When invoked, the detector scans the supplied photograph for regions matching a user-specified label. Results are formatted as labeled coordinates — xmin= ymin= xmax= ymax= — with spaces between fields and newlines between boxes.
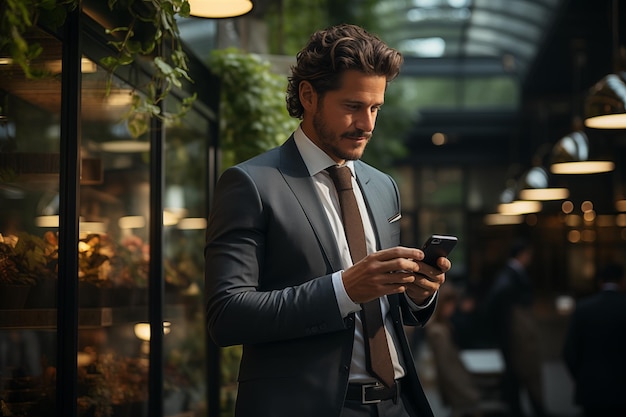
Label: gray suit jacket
xmin=205 ymin=136 xmax=435 ymax=417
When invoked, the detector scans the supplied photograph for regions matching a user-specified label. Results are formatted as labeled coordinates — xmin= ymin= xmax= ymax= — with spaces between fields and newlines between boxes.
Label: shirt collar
xmin=293 ymin=125 xmax=356 ymax=177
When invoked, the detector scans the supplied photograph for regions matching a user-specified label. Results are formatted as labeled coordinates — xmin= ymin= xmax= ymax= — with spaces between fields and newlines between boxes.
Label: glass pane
xmin=0 ymin=26 xmax=60 ymax=417
xmin=78 ymin=56 xmax=150 ymax=416
xmin=391 ymin=76 xmax=517 ymax=112
xmin=162 ymin=98 xmax=211 ymax=416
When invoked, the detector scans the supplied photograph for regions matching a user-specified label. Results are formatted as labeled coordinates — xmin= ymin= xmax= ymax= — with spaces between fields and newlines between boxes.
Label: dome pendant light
xmin=188 ymin=0 xmax=253 ymax=19
xmin=550 ymin=129 xmax=614 ymax=175
xmin=584 ymin=0 xmax=626 ymax=129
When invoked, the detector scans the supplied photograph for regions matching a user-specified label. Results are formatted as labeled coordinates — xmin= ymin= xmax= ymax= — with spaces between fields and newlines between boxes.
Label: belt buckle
xmin=361 ymin=382 xmax=382 ymax=404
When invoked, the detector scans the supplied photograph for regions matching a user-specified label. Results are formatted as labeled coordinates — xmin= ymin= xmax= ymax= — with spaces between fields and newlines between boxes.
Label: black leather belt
xmin=345 ymin=380 xmax=400 ymax=404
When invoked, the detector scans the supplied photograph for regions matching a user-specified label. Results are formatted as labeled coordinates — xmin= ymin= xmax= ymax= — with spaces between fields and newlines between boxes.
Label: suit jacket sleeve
xmin=205 ymin=161 xmax=348 ymax=347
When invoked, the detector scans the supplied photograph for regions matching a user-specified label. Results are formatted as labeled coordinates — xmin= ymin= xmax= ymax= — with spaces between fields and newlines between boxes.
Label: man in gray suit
xmin=205 ymin=24 xmax=451 ymax=417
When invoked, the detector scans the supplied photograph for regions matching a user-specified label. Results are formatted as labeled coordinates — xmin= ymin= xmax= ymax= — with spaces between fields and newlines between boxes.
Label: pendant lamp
xmin=584 ymin=0 xmax=626 ymax=129
xmin=584 ymin=71 xmax=626 ymax=129
xmin=550 ymin=129 xmax=614 ymax=174
xmin=188 ymin=0 xmax=253 ymax=19
xmin=518 ymin=166 xmax=570 ymax=201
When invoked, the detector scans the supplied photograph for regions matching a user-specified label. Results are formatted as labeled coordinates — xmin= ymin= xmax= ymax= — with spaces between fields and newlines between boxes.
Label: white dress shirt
xmin=293 ymin=126 xmax=410 ymax=383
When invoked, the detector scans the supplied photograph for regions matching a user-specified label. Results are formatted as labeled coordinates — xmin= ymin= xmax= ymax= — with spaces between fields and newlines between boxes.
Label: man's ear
xmin=299 ymin=81 xmax=316 ymax=111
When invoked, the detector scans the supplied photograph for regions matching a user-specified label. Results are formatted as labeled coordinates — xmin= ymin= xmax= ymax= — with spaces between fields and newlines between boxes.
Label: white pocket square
xmin=388 ymin=213 xmax=402 ymax=223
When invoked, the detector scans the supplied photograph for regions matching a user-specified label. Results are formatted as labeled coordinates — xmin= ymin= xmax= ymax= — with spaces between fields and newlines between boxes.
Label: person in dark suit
xmin=486 ymin=239 xmax=547 ymax=417
xmin=205 ymin=24 xmax=451 ymax=417
xmin=562 ymin=262 xmax=626 ymax=417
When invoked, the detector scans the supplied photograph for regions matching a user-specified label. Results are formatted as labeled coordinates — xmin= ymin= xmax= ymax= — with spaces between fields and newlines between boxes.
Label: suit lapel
xmin=278 ymin=137 xmax=344 ymax=271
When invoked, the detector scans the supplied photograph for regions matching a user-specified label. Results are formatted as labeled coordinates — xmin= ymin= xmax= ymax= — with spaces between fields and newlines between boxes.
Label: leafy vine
xmin=101 ymin=0 xmax=197 ymax=137
xmin=0 ymin=0 xmax=197 ymax=138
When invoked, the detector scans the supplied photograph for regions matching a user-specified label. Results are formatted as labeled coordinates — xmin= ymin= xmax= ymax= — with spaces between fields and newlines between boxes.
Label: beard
xmin=312 ymin=109 xmax=371 ymax=162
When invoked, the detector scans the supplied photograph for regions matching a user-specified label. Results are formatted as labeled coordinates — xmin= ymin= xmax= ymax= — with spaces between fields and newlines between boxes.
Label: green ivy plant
xmin=0 ymin=0 xmax=196 ymax=138
xmin=101 ymin=0 xmax=197 ymax=137
xmin=1 ymin=0 xmax=77 ymax=78
xmin=208 ymin=48 xmax=299 ymax=169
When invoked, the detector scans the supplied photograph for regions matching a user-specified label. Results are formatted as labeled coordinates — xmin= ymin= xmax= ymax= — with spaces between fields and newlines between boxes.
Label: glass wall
xmin=0 ymin=26 xmax=62 ymax=417
xmin=0 ymin=6 xmax=216 ymax=416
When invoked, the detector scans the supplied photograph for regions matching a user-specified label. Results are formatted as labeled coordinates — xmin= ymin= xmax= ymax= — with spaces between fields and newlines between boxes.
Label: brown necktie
xmin=326 ymin=165 xmax=395 ymax=388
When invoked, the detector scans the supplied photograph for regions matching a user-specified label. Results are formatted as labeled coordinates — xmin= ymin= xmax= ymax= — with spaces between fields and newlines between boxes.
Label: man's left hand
xmin=405 ymin=256 xmax=450 ymax=305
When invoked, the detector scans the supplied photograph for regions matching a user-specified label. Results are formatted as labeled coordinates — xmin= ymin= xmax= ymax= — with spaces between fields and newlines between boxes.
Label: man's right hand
xmin=342 ymin=246 xmax=422 ymax=304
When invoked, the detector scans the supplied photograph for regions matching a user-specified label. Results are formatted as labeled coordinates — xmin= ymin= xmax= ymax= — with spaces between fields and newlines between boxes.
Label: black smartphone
xmin=421 ymin=234 xmax=458 ymax=267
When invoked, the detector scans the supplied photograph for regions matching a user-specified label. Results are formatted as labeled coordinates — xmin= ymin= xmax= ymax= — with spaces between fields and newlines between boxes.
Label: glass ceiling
xmin=179 ymin=0 xmax=566 ymax=82
xmin=373 ymin=0 xmax=566 ymax=79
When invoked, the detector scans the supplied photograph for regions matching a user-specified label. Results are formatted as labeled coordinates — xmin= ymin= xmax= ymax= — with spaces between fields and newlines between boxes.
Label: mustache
xmin=342 ymin=130 xmax=372 ymax=139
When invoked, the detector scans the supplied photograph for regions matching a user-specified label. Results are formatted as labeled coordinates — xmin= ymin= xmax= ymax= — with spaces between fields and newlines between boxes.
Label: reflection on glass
xmin=0 ymin=26 xmax=60 ymax=417
xmin=162 ymin=97 xmax=210 ymax=416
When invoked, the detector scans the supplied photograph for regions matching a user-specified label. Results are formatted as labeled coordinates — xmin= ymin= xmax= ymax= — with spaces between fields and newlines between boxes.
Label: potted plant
xmin=0 ymin=232 xmax=50 ymax=309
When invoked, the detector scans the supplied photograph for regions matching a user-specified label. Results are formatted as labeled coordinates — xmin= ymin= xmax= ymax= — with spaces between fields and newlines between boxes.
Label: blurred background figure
xmin=562 ymin=262 xmax=626 ymax=417
xmin=426 ymin=283 xmax=511 ymax=417
xmin=485 ymin=239 xmax=548 ymax=417
xmin=425 ymin=283 xmax=482 ymax=417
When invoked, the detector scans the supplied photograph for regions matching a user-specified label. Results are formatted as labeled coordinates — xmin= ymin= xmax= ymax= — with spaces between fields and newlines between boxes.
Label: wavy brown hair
xmin=286 ymin=24 xmax=403 ymax=119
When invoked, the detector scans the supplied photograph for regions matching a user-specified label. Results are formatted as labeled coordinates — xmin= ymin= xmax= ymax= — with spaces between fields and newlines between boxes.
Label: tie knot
xmin=326 ymin=165 xmax=353 ymax=191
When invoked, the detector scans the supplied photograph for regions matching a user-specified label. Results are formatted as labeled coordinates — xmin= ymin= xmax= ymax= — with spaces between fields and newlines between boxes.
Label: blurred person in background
xmin=425 ymin=284 xmax=482 ymax=417
xmin=485 ymin=239 xmax=547 ymax=417
xmin=562 ymin=262 xmax=626 ymax=417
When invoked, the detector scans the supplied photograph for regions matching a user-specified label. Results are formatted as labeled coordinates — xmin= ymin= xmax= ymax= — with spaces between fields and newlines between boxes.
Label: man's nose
xmin=355 ymin=110 xmax=375 ymax=132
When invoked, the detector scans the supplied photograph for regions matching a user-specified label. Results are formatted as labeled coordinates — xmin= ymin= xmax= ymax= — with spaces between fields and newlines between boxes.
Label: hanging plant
xmin=0 ymin=0 xmax=197 ymax=138
xmin=101 ymin=0 xmax=197 ymax=137
xmin=1 ymin=0 xmax=78 ymax=78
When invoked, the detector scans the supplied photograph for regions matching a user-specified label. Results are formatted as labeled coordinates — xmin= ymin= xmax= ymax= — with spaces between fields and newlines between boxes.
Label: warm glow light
xmin=484 ymin=214 xmax=524 ymax=225
xmin=562 ymin=200 xmax=574 ymax=214
xmin=134 ymin=322 xmax=172 ymax=341
xmin=581 ymin=201 xmax=594 ymax=212
xmin=100 ymin=141 xmax=150 ymax=153
xmin=566 ymin=214 xmax=581 ymax=227
xmin=497 ymin=200 xmax=542 ymax=215
xmin=79 ymin=221 xmax=107 ymax=235
xmin=188 ymin=0 xmax=253 ymax=18
xmin=519 ymin=188 xmax=569 ymax=201
xmin=550 ymin=160 xmax=614 ymax=174
xmin=583 ymin=210 xmax=596 ymax=222
xmin=616 ymin=200 xmax=626 ymax=212
xmin=568 ymin=230 xmax=581 ymax=243
xmin=107 ymin=92 xmax=133 ymax=106
xmin=163 ymin=210 xmax=184 ymax=226
xmin=35 ymin=215 xmax=59 ymax=228
xmin=177 ymin=217 xmax=207 ymax=230
xmin=44 ymin=57 xmax=97 ymax=73
xmin=585 ymin=114 xmax=626 ymax=129
xmin=118 ymin=216 xmax=146 ymax=229
xmin=431 ymin=132 xmax=447 ymax=145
